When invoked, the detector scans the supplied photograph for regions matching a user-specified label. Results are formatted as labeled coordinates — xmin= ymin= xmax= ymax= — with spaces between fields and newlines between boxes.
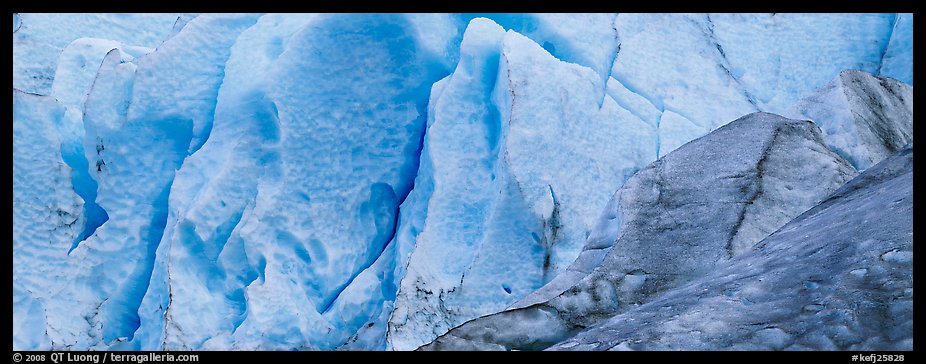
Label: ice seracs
xmin=11 ymin=13 xmax=914 ymax=351
xmin=29 ymin=14 xmax=260 ymax=350
xmin=421 ymin=112 xmax=858 ymax=351
xmin=130 ymin=13 xmax=459 ymax=350
xmin=387 ymin=18 xmax=656 ymax=351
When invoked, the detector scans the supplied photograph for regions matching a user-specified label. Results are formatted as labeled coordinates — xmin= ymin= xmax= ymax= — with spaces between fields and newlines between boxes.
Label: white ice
xmin=13 ymin=13 xmax=183 ymax=95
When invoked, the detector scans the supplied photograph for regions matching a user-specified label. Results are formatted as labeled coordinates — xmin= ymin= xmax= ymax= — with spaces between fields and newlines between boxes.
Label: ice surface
xmin=51 ymin=39 xmax=145 ymax=251
xmin=166 ymin=14 xmax=201 ymax=39
xmin=221 ymin=13 xmax=456 ymax=350
xmin=608 ymin=13 xmax=904 ymax=152
xmin=706 ymin=13 xmax=895 ymax=113
xmin=387 ymin=18 xmax=656 ymax=351
xmin=448 ymin=14 xmax=618 ymax=89
xmin=51 ymin=38 xmax=147 ymax=120
xmin=14 ymin=14 xmax=260 ymax=350
xmin=549 ymin=146 xmax=913 ymax=350
xmin=395 ymin=20 xmax=912 ymax=347
xmin=13 ymin=13 xmax=181 ymax=94
xmin=784 ymin=70 xmax=913 ymax=171
xmin=125 ymin=14 xmax=262 ymax=154
xmin=127 ymin=13 xmax=459 ymax=350
xmin=657 ymin=110 xmax=708 ymax=157
xmin=131 ymin=13 xmax=311 ymax=351
xmin=500 ymin=31 xmax=657 ymax=274
xmin=611 ymin=14 xmax=759 ymax=131
xmin=879 ymin=14 xmax=913 ymax=85
xmin=386 ymin=19 xmax=519 ymax=351
xmin=421 ymin=112 xmax=857 ymax=351
xmin=12 ymin=90 xmax=83 ymax=350
xmin=11 ymin=12 xmax=913 ymax=351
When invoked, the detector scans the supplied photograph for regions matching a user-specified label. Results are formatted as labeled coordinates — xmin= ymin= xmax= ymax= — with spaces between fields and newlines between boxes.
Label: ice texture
xmin=11 ymin=13 xmax=913 ymax=351
xmin=13 ymin=13 xmax=184 ymax=94
xmin=394 ymin=17 xmax=912 ymax=349
xmin=50 ymin=39 xmax=143 ymax=252
xmin=420 ymin=112 xmax=858 ymax=351
xmin=879 ymin=14 xmax=913 ymax=85
xmin=549 ymin=146 xmax=913 ymax=351
xmin=13 ymin=90 xmax=83 ymax=350
xmin=15 ymin=14 xmax=260 ymax=350
xmin=784 ymin=70 xmax=913 ymax=170
xmin=609 ymin=13 xmax=904 ymax=155
xmin=387 ymin=18 xmax=656 ymax=351
xmin=458 ymin=14 xmax=619 ymax=90
xmin=130 ymin=13 xmax=457 ymax=350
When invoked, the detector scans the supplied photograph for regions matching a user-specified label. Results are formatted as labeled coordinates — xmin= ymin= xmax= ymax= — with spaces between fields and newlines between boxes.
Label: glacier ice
xmin=609 ymin=13 xmax=905 ymax=151
xmin=784 ymin=70 xmax=913 ymax=171
xmin=394 ymin=13 xmax=912 ymax=348
xmin=879 ymin=13 xmax=913 ymax=85
xmin=460 ymin=13 xmax=619 ymax=90
xmin=13 ymin=13 xmax=185 ymax=95
xmin=51 ymin=38 xmax=148 ymax=251
xmin=13 ymin=90 xmax=83 ymax=350
xmin=15 ymin=14 xmax=261 ymax=350
xmin=549 ymin=146 xmax=913 ymax=351
xmin=11 ymin=13 xmax=913 ymax=351
xmin=610 ymin=13 xmax=760 ymax=131
xmin=129 ymin=13 xmax=459 ymax=350
xmin=420 ymin=112 xmax=858 ymax=350
xmin=656 ymin=110 xmax=708 ymax=158
xmin=704 ymin=13 xmax=895 ymax=112
xmin=387 ymin=18 xmax=656 ymax=351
